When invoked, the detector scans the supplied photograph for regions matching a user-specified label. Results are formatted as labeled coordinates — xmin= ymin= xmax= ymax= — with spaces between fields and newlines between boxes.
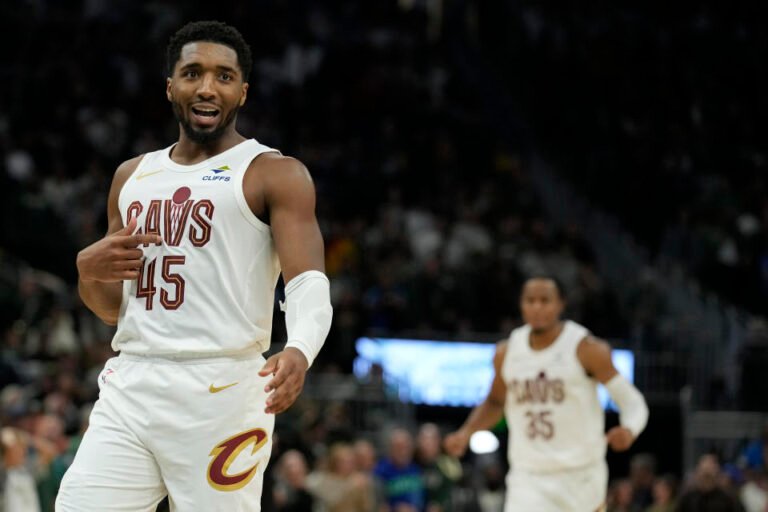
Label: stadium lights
xmin=469 ymin=430 xmax=500 ymax=455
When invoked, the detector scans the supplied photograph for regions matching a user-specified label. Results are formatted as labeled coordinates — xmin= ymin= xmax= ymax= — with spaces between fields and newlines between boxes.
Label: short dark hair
xmin=522 ymin=275 xmax=567 ymax=300
xmin=166 ymin=21 xmax=253 ymax=81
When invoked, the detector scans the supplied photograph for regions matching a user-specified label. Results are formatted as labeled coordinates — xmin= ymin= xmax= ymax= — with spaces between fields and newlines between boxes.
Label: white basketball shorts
xmin=504 ymin=460 xmax=608 ymax=512
xmin=56 ymin=351 xmax=275 ymax=512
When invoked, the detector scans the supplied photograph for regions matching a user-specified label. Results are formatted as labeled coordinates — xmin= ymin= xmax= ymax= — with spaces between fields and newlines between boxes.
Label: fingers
xmin=122 ymin=233 xmax=163 ymax=248
xmin=112 ymin=217 xmax=161 ymax=247
xmin=122 ymin=248 xmax=144 ymax=260
xmin=265 ymin=372 xmax=302 ymax=414
xmin=112 ymin=259 xmax=144 ymax=271
xmin=605 ymin=427 xmax=633 ymax=451
xmin=265 ymin=365 xmax=288 ymax=392
xmin=117 ymin=270 xmax=141 ymax=280
xmin=258 ymin=356 xmax=278 ymax=377
xmin=449 ymin=444 xmax=467 ymax=457
xmin=443 ymin=433 xmax=467 ymax=457
xmin=265 ymin=376 xmax=303 ymax=414
xmin=117 ymin=217 xmax=138 ymax=235
xmin=95 ymin=254 xmax=145 ymax=282
xmin=261 ymin=355 xmax=306 ymax=414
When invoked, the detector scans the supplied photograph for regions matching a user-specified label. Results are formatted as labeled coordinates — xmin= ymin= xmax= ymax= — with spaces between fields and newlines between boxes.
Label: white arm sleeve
xmin=604 ymin=373 xmax=649 ymax=438
xmin=282 ymin=270 xmax=333 ymax=368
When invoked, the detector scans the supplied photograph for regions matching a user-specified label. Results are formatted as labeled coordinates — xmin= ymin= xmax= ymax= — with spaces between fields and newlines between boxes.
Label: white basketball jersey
xmin=113 ymin=139 xmax=281 ymax=356
xmin=501 ymin=320 xmax=606 ymax=472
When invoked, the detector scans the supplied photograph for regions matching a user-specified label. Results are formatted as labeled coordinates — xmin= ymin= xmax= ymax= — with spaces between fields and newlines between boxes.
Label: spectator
xmin=677 ymin=454 xmax=745 ymax=512
xmin=607 ymin=478 xmax=636 ymax=512
xmin=307 ymin=442 xmax=374 ymax=512
xmin=739 ymin=469 xmax=767 ymax=512
xmin=354 ymin=438 xmax=379 ymax=474
xmin=740 ymin=425 xmax=768 ymax=472
xmin=645 ymin=474 xmax=677 ymax=512
xmin=1 ymin=427 xmax=41 ymax=512
xmin=273 ymin=450 xmax=314 ymax=512
xmin=414 ymin=423 xmax=462 ymax=512
xmin=475 ymin=461 xmax=504 ymax=512
xmin=374 ymin=427 xmax=425 ymax=512
xmin=629 ymin=453 xmax=657 ymax=510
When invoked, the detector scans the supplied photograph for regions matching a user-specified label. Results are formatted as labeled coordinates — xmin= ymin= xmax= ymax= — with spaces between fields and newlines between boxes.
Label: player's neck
xmin=171 ymin=130 xmax=246 ymax=165
xmin=528 ymin=321 xmax=564 ymax=350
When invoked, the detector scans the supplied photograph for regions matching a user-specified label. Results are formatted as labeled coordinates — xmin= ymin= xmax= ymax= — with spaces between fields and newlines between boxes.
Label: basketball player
xmin=56 ymin=21 xmax=332 ymax=511
xmin=444 ymin=277 xmax=648 ymax=512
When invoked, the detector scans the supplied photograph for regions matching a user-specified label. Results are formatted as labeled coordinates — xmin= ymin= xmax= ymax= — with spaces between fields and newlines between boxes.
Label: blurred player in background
xmin=444 ymin=276 xmax=648 ymax=512
xmin=56 ymin=20 xmax=332 ymax=511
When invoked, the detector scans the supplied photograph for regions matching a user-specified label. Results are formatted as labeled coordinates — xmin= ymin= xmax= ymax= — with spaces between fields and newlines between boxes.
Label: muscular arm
xmin=444 ymin=341 xmax=508 ymax=457
xmin=262 ymin=156 xmax=325 ymax=283
xmin=76 ymin=156 xmax=161 ymax=325
xmin=577 ymin=336 xmax=619 ymax=384
xmin=578 ymin=336 xmax=649 ymax=450
xmin=250 ymin=155 xmax=329 ymax=413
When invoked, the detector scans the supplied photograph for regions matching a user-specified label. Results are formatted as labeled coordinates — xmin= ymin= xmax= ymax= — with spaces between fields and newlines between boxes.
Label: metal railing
xmin=680 ymin=388 xmax=766 ymax=472
xmin=528 ymin=155 xmax=752 ymax=407
xmin=300 ymin=373 xmax=417 ymax=438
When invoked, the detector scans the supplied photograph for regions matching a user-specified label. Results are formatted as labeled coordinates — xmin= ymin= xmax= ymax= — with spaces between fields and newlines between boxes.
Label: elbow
xmin=486 ymin=397 xmax=505 ymax=410
xmin=85 ymin=304 xmax=119 ymax=326
xmin=93 ymin=308 xmax=119 ymax=326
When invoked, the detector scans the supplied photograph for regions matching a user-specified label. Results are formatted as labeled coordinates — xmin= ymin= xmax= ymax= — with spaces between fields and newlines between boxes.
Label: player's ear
xmin=240 ymin=82 xmax=248 ymax=106
xmin=166 ymin=78 xmax=173 ymax=102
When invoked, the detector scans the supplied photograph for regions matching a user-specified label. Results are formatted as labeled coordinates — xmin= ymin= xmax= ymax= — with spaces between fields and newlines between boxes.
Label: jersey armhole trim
xmin=117 ymin=153 xmax=150 ymax=223
xmin=233 ymin=149 xmax=281 ymax=233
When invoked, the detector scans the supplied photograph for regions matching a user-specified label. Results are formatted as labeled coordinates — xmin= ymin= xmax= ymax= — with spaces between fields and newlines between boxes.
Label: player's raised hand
xmin=77 ymin=217 xmax=162 ymax=283
xmin=443 ymin=429 xmax=471 ymax=458
xmin=259 ymin=347 xmax=309 ymax=414
xmin=605 ymin=426 xmax=635 ymax=452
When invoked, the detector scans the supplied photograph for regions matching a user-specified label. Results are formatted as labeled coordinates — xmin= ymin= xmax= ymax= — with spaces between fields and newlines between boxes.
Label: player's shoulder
xmin=576 ymin=334 xmax=612 ymax=363
xmin=250 ymin=152 xmax=309 ymax=176
xmin=579 ymin=334 xmax=611 ymax=350
xmin=108 ymin=154 xmax=148 ymax=195
xmin=493 ymin=339 xmax=509 ymax=366
xmin=251 ymin=153 xmax=314 ymax=196
xmin=114 ymin=154 xmax=146 ymax=179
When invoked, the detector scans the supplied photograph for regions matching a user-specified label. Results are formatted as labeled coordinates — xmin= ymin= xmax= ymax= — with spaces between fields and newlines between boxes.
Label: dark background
xmin=2 ymin=1 xmax=767 ymax=510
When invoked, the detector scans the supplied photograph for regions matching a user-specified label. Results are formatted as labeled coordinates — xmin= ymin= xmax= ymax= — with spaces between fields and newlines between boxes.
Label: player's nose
xmin=196 ymin=73 xmax=217 ymax=98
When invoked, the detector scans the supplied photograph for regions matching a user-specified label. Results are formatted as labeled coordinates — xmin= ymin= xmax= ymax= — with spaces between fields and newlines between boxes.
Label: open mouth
xmin=190 ymin=106 xmax=221 ymax=127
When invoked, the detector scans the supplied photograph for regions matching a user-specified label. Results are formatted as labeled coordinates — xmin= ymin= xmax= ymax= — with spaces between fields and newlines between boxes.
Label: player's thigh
xmin=566 ymin=461 xmax=608 ymax=511
xmin=505 ymin=463 xmax=608 ymax=512
xmin=56 ymin=396 xmax=165 ymax=512
xmin=152 ymin=357 xmax=275 ymax=512
xmin=504 ymin=469 xmax=560 ymax=512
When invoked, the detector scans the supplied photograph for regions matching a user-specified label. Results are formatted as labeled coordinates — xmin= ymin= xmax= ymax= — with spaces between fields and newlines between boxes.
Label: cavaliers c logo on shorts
xmin=207 ymin=428 xmax=268 ymax=491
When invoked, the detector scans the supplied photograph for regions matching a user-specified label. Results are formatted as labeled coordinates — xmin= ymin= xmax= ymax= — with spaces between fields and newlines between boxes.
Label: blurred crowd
xmin=1 ymin=0 xmax=767 ymax=510
xmin=5 ymin=408 xmax=768 ymax=512
xmin=472 ymin=1 xmax=768 ymax=317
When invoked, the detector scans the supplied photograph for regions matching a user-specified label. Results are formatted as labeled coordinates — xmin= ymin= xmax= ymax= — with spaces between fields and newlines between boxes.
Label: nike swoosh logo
xmin=209 ymin=382 xmax=239 ymax=393
xmin=135 ymin=169 xmax=164 ymax=180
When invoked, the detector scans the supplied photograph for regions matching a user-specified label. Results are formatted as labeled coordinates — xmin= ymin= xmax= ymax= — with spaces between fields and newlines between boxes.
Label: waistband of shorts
xmin=514 ymin=457 xmax=607 ymax=475
xmin=118 ymin=347 xmax=265 ymax=364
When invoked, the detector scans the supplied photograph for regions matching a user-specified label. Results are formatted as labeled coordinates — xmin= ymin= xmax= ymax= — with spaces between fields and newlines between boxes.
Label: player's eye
xmin=220 ymin=72 xmax=232 ymax=81
xmin=183 ymin=70 xmax=198 ymax=78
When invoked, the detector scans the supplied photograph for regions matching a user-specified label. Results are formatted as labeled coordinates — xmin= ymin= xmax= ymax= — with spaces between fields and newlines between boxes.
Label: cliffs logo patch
xmin=203 ymin=165 xmax=231 ymax=182
xmin=207 ymin=428 xmax=268 ymax=491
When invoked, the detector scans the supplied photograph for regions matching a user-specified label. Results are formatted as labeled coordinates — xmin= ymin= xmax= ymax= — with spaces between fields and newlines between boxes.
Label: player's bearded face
xmin=168 ymin=42 xmax=248 ymax=145
xmin=172 ymin=99 xmax=239 ymax=145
